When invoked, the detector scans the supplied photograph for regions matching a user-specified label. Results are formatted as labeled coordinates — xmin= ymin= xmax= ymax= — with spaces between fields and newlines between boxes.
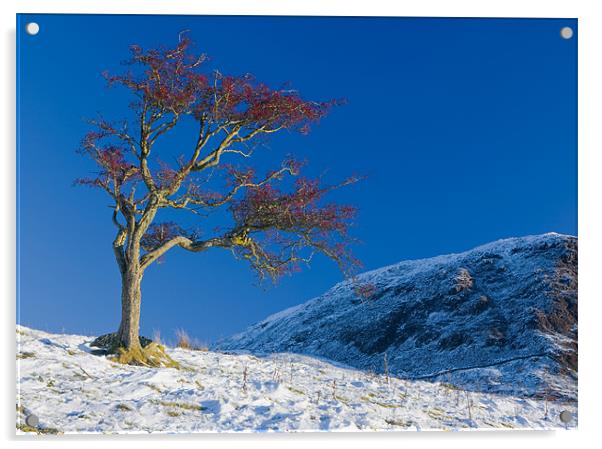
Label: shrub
xmin=175 ymin=328 xmax=208 ymax=352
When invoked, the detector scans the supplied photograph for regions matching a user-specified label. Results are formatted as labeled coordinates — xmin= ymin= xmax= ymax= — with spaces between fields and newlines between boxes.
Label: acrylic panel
xmin=16 ymin=14 xmax=577 ymax=434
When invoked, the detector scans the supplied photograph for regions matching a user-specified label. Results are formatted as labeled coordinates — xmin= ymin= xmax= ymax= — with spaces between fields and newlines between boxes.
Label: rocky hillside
xmin=217 ymin=233 xmax=578 ymax=401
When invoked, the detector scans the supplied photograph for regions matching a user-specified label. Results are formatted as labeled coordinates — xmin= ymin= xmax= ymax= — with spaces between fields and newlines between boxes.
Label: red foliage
xmin=103 ymin=35 xmax=339 ymax=133
xmin=355 ymin=282 xmax=377 ymax=300
xmin=224 ymin=164 xmax=256 ymax=187
xmin=231 ymin=177 xmax=356 ymax=234
xmin=141 ymin=222 xmax=188 ymax=251
xmin=155 ymin=159 xmax=179 ymax=190
xmin=228 ymin=173 xmax=360 ymax=278
xmin=77 ymin=36 xmax=360 ymax=283
xmin=75 ymin=130 xmax=140 ymax=189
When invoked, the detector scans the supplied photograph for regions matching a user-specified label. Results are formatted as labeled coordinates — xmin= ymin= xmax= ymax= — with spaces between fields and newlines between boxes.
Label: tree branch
xmin=140 ymin=234 xmax=232 ymax=269
xmin=161 ymin=164 xmax=296 ymax=211
xmin=192 ymin=125 xmax=242 ymax=172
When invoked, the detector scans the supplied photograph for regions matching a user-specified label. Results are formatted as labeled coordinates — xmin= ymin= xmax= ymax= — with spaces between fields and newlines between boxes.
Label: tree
xmin=76 ymin=35 xmax=360 ymax=364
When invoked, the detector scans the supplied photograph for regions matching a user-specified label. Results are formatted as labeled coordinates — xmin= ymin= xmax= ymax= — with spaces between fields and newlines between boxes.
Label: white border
xmin=2 ymin=1 xmax=600 ymax=448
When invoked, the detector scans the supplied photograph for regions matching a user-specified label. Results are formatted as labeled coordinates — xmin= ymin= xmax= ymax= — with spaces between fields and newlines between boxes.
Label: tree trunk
xmin=112 ymin=199 xmax=159 ymax=352
xmin=116 ymin=265 xmax=143 ymax=351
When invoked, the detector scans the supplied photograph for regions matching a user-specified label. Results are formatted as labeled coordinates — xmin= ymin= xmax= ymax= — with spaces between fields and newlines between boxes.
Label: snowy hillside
xmin=16 ymin=326 xmax=576 ymax=434
xmin=217 ymin=233 xmax=578 ymax=401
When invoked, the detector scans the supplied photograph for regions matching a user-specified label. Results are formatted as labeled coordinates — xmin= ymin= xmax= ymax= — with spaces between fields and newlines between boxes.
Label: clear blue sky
xmin=17 ymin=15 xmax=577 ymax=343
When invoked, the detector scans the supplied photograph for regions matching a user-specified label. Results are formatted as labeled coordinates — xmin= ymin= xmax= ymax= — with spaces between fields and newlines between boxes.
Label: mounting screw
xmin=25 ymin=22 xmax=40 ymax=36
xmin=25 ymin=414 xmax=39 ymax=427
xmin=559 ymin=410 xmax=573 ymax=425
xmin=560 ymin=27 xmax=573 ymax=40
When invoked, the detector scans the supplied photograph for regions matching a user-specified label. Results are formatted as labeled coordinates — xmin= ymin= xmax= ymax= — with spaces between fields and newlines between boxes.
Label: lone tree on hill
xmin=77 ymin=36 xmax=361 ymax=365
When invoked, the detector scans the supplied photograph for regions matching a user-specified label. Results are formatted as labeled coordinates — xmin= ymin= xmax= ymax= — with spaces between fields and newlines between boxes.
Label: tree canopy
xmin=76 ymin=35 xmax=361 ymax=282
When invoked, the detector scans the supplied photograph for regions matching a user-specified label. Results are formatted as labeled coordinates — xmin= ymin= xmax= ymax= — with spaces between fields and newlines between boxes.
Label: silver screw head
xmin=25 ymin=414 xmax=39 ymax=427
xmin=559 ymin=410 xmax=573 ymax=424
xmin=25 ymin=22 xmax=40 ymax=35
xmin=560 ymin=27 xmax=573 ymax=40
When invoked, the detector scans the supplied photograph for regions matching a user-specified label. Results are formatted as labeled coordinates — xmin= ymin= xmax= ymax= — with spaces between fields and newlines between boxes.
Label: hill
xmin=217 ymin=233 xmax=578 ymax=401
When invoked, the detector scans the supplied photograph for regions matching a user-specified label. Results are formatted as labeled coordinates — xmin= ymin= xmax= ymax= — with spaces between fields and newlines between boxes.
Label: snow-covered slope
xmin=16 ymin=326 xmax=576 ymax=434
xmin=217 ymin=233 xmax=578 ymax=401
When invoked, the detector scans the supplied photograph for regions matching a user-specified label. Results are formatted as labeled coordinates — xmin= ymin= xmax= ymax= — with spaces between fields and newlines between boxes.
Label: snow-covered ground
xmin=16 ymin=326 xmax=577 ymax=434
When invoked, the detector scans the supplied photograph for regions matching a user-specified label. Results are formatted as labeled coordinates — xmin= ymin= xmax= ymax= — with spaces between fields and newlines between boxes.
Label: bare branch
xmin=140 ymin=234 xmax=232 ymax=269
xmin=162 ymin=164 xmax=296 ymax=211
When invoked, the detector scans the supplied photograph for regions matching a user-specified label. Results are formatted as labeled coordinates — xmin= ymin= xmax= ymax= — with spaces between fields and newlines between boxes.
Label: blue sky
xmin=17 ymin=15 xmax=577 ymax=343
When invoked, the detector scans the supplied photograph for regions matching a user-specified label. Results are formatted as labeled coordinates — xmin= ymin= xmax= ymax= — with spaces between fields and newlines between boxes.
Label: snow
xmin=216 ymin=233 xmax=578 ymax=402
xmin=16 ymin=326 xmax=577 ymax=434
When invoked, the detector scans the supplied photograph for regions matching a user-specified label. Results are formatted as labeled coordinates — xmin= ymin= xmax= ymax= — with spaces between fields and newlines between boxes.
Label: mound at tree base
xmin=90 ymin=333 xmax=179 ymax=368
